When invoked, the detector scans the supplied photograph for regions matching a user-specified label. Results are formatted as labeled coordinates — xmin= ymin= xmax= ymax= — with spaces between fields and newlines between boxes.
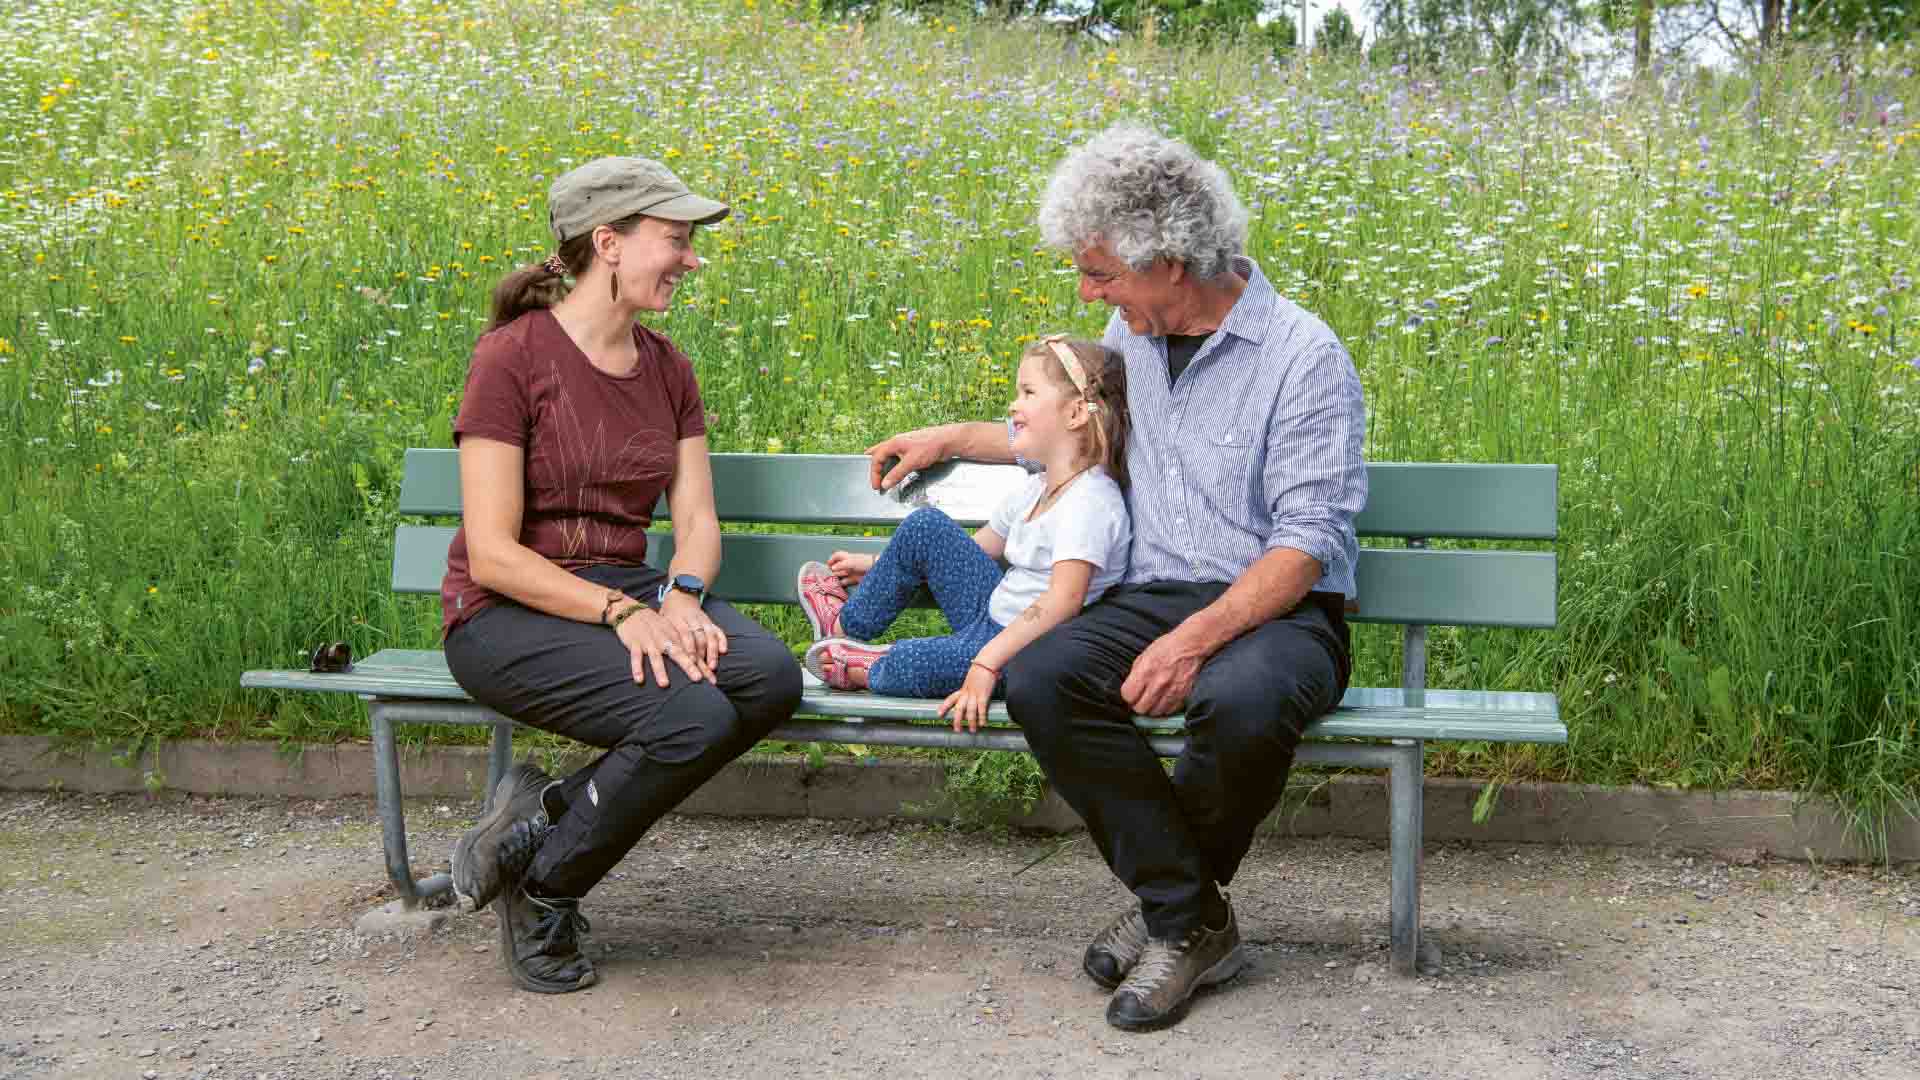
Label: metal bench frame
xmin=244 ymin=452 xmax=1564 ymax=976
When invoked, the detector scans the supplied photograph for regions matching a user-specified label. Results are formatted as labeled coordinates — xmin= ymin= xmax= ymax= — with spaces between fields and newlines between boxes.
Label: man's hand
xmin=865 ymin=427 xmax=949 ymax=492
xmin=1120 ymin=627 xmax=1214 ymax=717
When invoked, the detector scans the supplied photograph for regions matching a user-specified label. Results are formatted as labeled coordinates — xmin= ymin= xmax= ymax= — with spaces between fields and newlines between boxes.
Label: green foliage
xmin=1368 ymin=0 xmax=1587 ymax=78
xmin=1789 ymin=0 xmax=1919 ymax=44
xmin=1317 ymin=5 xmax=1364 ymax=54
xmin=937 ymin=750 xmax=1049 ymax=829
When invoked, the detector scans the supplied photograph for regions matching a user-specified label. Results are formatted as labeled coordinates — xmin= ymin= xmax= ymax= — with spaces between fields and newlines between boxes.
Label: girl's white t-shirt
xmin=985 ymin=466 xmax=1131 ymax=628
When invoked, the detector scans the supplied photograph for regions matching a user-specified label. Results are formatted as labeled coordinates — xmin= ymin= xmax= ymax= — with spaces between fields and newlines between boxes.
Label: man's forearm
xmin=941 ymin=421 xmax=1017 ymax=464
xmin=1181 ymin=548 xmax=1324 ymax=655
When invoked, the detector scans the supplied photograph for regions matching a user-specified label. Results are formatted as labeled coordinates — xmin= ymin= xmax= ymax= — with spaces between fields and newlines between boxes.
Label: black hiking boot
xmin=494 ymin=885 xmax=596 ymax=994
xmin=451 ymin=763 xmax=557 ymax=913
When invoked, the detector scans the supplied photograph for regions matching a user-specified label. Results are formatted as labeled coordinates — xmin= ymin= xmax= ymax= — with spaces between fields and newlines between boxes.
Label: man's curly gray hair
xmin=1038 ymin=124 xmax=1248 ymax=281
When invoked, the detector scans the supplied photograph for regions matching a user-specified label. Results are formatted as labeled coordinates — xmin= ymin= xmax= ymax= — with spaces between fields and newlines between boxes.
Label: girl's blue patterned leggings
xmin=841 ymin=507 xmax=1006 ymax=698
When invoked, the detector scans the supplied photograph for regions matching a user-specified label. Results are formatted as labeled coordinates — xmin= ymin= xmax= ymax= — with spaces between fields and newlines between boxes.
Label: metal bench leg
xmin=485 ymin=719 xmax=513 ymax=813
xmin=1388 ymin=737 xmax=1425 ymax=976
xmin=369 ymin=703 xmax=451 ymax=909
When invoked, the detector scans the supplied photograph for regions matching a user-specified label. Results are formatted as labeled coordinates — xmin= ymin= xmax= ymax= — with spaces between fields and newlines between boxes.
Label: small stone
xmin=143 ymin=1072 xmax=157 ymax=1080
xmin=136 ymin=1048 xmax=158 ymax=1059
xmin=1672 ymin=914 xmax=1689 ymax=925
xmin=944 ymin=918 xmax=958 ymax=928
xmin=348 ymin=1006 xmax=364 ymax=1015
xmin=414 ymin=1020 xmax=433 ymax=1033
xmin=670 ymin=1006 xmax=681 ymax=1018
xmin=311 ymin=1030 xmax=323 ymax=1043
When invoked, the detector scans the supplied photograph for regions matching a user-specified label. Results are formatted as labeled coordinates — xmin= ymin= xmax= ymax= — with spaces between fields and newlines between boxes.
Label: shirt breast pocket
xmin=1201 ymin=426 xmax=1260 ymax=508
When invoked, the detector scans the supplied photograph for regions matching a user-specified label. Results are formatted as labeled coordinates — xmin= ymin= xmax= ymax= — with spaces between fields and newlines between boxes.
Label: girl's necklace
xmin=1029 ymin=465 xmax=1091 ymax=520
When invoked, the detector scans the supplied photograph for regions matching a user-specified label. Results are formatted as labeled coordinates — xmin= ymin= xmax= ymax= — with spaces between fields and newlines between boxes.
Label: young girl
xmin=795 ymin=334 xmax=1132 ymax=732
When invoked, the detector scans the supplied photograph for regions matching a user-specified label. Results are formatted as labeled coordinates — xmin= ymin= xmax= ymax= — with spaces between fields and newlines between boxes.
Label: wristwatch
xmin=657 ymin=573 xmax=707 ymax=607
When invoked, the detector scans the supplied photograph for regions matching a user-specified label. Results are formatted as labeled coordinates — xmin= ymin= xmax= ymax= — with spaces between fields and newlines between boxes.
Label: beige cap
xmin=547 ymin=156 xmax=730 ymax=244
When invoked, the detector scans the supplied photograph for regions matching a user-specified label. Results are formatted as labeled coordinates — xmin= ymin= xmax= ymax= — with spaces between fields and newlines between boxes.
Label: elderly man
xmin=867 ymin=125 xmax=1366 ymax=1031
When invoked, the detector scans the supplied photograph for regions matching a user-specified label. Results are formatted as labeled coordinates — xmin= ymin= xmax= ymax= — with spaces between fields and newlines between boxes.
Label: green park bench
xmin=242 ymin=450 xmax=1564 ymax=975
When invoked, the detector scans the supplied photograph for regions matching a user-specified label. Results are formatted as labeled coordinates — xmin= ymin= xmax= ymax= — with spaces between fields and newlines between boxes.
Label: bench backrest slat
xmin=393 ymin=525 xmax=1557 ymax=628
xmin=399 ymin=449 xmax=1558 ymax=540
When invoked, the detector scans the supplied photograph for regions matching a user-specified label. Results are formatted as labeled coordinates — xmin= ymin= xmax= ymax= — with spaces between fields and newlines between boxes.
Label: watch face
xmin=673 ymin=574 xmax=705 ymax=593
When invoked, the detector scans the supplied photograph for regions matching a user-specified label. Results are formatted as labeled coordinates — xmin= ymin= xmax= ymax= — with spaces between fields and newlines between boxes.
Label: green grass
xmin=1 ymin=0 xmax=1917 ymax=838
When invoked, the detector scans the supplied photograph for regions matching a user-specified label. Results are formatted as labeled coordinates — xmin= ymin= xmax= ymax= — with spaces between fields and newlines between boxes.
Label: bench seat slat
xmin=391 ymin=527 xmax=1557 ymax=629
xmin=401 ymin=449 xmax=1559 ymax=540
xmin=241 ymin=649 xmax=1565 ymax=745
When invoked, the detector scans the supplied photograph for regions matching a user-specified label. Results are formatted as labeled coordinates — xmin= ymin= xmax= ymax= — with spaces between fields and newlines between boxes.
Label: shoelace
xmin=1099 ymin=909 xmax=1149 ymax=960
xmin=800 ymin=576 xmax=845 ymax=604
xmin=526 ymin=893 xmax=590 ymax=952
xmin=800 ymin=577 xmax=845 ymax=627
xmin=1116 ymin=939 xmax=1182 ymax=995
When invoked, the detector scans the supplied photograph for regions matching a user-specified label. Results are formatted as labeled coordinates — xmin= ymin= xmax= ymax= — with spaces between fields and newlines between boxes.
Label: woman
xmin=440 ymin=156 xmax=803 ymax=994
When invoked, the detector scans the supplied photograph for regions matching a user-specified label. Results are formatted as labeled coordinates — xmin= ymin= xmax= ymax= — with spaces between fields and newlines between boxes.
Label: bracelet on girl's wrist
xmin=970 ymin=660 xmax=999 ymax=676
xmin=608 ymin=602 xmax=645 ymax=630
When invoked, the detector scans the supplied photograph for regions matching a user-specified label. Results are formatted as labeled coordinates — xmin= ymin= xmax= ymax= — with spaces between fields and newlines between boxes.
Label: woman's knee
xmin=722 ymin=631 xmax=804 ymax=722
xmin=634 ymin=684 xmax=747 ymax=765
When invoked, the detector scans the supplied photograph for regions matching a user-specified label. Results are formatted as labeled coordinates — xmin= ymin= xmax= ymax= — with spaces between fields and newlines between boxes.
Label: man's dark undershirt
xmin=1166 ymin=333 xmax=1206 ymax=385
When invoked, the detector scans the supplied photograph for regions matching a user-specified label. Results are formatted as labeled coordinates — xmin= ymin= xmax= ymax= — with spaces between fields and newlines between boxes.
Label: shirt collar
xmin=1213 ymin=255 xmax=1276 ymax=348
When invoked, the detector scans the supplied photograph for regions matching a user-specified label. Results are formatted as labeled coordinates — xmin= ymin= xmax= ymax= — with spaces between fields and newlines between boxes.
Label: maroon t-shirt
xmin=439 ymin=309 xmax=706 ymax=637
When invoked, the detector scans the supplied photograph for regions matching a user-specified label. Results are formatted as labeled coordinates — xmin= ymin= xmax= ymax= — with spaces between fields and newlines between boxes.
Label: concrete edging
xmin=1 ymin=734 xmax=1912 ymax=862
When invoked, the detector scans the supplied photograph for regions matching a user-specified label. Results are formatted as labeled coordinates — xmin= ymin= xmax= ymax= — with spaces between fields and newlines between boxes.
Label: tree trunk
xmin=1761 ymin=0 xmax=1784 ymax=49
xmin=1634 ymin=0 xmax=1652 ymax=78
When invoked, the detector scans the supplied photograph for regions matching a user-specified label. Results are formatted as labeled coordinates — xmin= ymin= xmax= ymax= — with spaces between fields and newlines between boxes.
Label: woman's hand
xmin=938 ymin=664 xmax=999 ymax=734
xmin=660 ymin=590 xmax=728 ymax=674
xmin=615 ymin=602 xmax=715 ymax=686
xmin=827 ymin=551 xmax=877 ymax=587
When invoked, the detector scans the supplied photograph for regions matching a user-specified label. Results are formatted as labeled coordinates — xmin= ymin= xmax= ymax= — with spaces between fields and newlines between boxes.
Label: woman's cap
xmin=548 ymin=156 xmax=730 ymax=244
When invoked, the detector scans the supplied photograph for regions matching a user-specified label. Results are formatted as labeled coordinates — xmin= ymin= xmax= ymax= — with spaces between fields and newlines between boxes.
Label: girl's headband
xmin=1041 ymin=333 xmax=1101 ymax=412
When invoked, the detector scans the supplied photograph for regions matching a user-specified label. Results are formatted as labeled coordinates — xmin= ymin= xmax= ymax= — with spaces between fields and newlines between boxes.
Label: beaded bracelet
xmin=599 ymin=590 xmax=630 ymax=626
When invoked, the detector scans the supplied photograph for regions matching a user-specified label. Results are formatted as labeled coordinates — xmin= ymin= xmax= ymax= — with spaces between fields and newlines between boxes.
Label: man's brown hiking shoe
xmin=1105 ymin=902 xmax=1248 ymax=1032
xmin=1083 ymin=904 xmax=1150 ymax=989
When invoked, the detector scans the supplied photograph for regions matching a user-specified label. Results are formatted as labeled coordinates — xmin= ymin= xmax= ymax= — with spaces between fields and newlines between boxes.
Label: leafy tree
xmin=1317 ymin=4 xmax=1365 ymax=53
xmin=1075 ymin=0 xmax=1298 ymax=54
xmin=1369 ymin=0 xmax=1590 ymax=82
xmin=1671 ymin=0 xmax=1917 ymax=60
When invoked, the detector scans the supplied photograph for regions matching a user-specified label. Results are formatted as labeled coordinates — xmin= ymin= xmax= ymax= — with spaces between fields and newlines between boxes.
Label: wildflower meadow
xmin=1 ymin=0 xmax=1916 ymax=836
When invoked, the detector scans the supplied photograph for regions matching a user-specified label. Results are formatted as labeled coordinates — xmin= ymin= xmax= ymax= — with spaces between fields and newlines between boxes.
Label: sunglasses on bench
xmin=309 ymin=641 xmax=353 ymax=674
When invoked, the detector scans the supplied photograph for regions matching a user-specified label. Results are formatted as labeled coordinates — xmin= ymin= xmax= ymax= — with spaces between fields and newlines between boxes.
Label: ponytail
xmin=481 ymin=213 xmax=649 ymax=334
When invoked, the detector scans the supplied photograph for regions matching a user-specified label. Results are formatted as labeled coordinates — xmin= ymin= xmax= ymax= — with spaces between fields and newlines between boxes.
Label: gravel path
xmin=1 ymin=790 xmax=1915 ymax=1078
